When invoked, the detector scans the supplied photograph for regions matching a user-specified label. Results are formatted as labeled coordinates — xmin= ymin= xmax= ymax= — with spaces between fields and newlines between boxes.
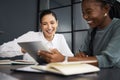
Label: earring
xmin=104 ymin=13 xmax=107 ymax=16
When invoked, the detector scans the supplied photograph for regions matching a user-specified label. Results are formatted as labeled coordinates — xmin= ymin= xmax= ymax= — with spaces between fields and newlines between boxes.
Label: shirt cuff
xmin=96 ymin=55 xmax=111 ymax=68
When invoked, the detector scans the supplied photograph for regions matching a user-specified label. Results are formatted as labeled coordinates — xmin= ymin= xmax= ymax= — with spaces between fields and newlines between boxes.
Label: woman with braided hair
xmin=39 ymin=0 xmax=120 ymax=68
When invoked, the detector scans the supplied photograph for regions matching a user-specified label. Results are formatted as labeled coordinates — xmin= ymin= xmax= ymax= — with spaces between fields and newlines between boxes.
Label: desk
xmin=0 ymin=65 xmax=120 ymax=80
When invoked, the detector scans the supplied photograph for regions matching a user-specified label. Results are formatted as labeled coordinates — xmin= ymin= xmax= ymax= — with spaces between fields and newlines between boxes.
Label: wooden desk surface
xmin=0 ymin=65 xmax=120 ymax=80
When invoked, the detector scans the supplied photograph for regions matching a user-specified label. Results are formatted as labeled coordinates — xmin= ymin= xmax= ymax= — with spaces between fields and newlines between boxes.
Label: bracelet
xmin=64 ymin=56 xmax=68 ymax=63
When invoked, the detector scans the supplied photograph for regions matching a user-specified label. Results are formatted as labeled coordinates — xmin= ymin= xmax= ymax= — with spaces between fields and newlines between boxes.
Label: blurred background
xmin=0 ymin=0 xmax=91 ymax=54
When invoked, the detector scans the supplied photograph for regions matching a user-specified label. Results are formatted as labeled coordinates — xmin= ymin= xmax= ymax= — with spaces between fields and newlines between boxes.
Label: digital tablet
xmin=18 ymin=41 xmax=50 ymax=62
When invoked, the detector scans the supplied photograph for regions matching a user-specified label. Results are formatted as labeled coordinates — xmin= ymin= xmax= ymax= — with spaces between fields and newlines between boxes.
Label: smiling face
xmin=82 ymin=0 xmax=110 ymax=29
xmin=40 ymin=14 xmax=58 ymax=40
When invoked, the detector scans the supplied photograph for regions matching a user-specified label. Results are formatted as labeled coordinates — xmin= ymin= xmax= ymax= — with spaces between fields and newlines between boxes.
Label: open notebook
xmin=11 ymin=61 xmax=100 ymax=76
xmin=31 ymin=62 xmax=100 ymax=76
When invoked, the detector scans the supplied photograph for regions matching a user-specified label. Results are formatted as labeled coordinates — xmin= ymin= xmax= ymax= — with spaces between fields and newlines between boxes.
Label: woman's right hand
xmin=37 ymin=49 xmax=64 ymax=63
xmin=21 ymin=48 xmax=26 ymax=53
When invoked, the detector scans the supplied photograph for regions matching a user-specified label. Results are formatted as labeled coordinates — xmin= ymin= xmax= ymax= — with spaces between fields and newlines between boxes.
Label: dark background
xmin=0 ymin=0 xmax=90 ymax=53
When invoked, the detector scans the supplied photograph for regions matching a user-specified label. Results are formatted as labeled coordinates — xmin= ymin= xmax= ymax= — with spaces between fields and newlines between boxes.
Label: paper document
xmin=0 ymin=60 xmax=37 ymax=65
xmin=0 ymin=72 xmax=19 ymax=80
xmin=11 ymin=65 xmax=44 ymax=73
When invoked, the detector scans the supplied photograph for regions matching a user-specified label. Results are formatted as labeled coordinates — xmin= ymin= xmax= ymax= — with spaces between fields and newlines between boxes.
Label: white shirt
xmin=0 ymin=31 xmax=73 ymax=61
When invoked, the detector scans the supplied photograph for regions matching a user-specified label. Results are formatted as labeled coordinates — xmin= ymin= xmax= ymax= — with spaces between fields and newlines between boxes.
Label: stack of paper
xmin=0 ymin=60 xmax=37 ymax=65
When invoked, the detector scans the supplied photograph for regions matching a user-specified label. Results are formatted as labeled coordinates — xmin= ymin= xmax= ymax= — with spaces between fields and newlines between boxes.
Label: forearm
xmin=67 ymin=56 xmax=98 ymax=66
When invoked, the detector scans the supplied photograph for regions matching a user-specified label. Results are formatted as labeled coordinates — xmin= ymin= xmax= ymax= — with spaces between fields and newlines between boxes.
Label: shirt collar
xmin=40 ymin=32 xmax=55 ymax=44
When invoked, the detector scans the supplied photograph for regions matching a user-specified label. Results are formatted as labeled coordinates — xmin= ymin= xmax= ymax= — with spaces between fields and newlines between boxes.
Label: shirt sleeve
xmin=81 ymin=31 xmax=90 ymax=54
xmin=0 ymin=39 xmax=22 ymax=57
xmin=0 ymin=31 xmax=36 ymax=61
xmin=59 ymin=35 xmax=74 ymax=57
xmin=96 ymin=26 xmax=120 ymax=68
xmin=0 ymin=31 xmax=33 ymax=53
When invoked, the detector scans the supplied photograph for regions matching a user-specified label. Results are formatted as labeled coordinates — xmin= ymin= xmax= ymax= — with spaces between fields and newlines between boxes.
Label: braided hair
xmin=96 ymin=0 xmax=120 ymax=19
xmin=82 ymin=0 xmax=120 ymax=19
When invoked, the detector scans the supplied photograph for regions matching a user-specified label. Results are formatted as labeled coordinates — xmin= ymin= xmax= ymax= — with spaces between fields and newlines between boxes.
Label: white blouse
xmin=0 ymin=31 xmax=73 ymax=61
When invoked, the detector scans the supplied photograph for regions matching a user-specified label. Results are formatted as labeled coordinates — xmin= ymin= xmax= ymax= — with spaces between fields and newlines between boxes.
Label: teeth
xmin=47 ymin=29 xmax=53 ymax=33
xmin=87 ymin=21 xmax=92 ymax=23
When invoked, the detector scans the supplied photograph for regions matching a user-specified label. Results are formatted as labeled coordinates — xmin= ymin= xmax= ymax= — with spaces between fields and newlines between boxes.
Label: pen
xmin=79 ymin=48 xmax=81 ymax=52
xmin=78 ymin=45 xmax=88 ymax=57
xmin=79 ymin=45 xmax=82 ymax=52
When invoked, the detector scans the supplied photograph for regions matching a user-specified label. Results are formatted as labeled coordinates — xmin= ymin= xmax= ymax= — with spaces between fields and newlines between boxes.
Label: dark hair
xmin=98 ymin=0 xmax=120 ymax=19
xmin=40 ymin=10 xmax=57 ymax=23
xmin=100 ymin=0 xmax=120 ymax=19
xmin=108 ymin=0 xmax=120 ymax=19
xmin=82 ymin=0 xmax=120 ymax=19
